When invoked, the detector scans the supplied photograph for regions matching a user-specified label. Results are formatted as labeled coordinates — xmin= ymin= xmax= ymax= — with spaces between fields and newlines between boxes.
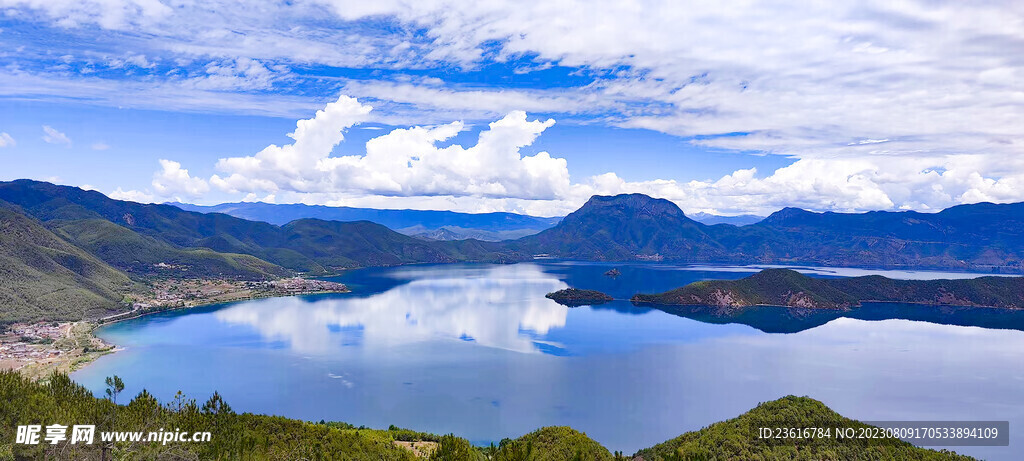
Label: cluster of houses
xmin=0 ymin=323 xmax=66 ymax=364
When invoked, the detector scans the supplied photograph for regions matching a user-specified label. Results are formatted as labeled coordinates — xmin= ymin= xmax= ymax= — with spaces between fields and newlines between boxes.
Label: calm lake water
xmin=73 ymin=262 xmax=1024 ymax=459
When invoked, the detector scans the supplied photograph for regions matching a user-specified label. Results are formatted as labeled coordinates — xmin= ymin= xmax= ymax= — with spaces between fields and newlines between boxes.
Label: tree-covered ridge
xmin=0 ymin=180 xmax=519 ymax=279
xmin=634 ymin=396 xmax=973 ymax=461
xmin=0 ymin=371 xmax=973 ymax=460
xmin=0 ymin=204 xmax=136 ymax=324
xmin=48 ymin=218 xmax=291 ymax=279
xmin=0 ymin=180 xmax=520 ymax=324
xmin=484 ymin=426 xmax=614 ymax=461
xmin=631 ymin=269 xmax=1024 ymax=310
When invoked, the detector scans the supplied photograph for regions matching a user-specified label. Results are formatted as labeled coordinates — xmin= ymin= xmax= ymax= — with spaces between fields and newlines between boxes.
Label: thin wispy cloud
xmin=41 ymin=125 xmax=71 ymax=146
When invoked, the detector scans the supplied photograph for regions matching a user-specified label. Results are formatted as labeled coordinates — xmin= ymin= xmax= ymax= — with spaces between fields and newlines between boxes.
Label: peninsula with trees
xmin=631 ymin=269 xmax=1024 ymax=310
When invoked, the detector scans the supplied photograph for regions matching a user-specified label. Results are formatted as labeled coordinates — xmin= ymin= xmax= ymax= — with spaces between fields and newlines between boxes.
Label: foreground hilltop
xmin=634 ymin=395 xmax=972 ymax=461
xmin=0 ymin=371 xmax=971 ymax=460
xmin=632 ymin=269 xmax=1024 ymax=310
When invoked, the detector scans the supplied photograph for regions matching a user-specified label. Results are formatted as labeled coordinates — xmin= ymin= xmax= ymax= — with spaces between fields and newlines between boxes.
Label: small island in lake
xmin=546 ymin=288 xmax=614 ymax=307
xmin=604 ymin=268 xmax=621 ymax=277
xmin=631 ymin=268 xmax=1024 ymax=310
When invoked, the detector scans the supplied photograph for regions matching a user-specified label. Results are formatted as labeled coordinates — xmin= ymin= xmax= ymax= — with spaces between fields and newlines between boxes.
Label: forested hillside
xmin=0 ymin=180 xmax=519 ymax=278
xmin=0 ymin=204 xmax=134 ymax=323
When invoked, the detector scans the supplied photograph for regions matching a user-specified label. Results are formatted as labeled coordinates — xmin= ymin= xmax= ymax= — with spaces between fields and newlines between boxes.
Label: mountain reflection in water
xmin=215 ymin=264 xmax=570 ymax=354
xmin=213 ymin=261 xmax=1024 ymax=354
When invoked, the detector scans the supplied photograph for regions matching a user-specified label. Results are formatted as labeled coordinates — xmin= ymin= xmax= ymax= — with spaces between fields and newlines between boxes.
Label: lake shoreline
xmin=9 ymin=284 xmax=353 ymax=382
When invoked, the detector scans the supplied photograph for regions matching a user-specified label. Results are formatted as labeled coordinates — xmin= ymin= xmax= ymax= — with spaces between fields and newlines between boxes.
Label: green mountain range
xmin=0 ymin=180 xmax=515 ymax=276
xmin=515 ymin=193 xmax=1024 ymax=271
xmin=632 ymin=268 xmax=1024 ymax=309
xmin=4 ymin=179 xmax=1024 ymax=324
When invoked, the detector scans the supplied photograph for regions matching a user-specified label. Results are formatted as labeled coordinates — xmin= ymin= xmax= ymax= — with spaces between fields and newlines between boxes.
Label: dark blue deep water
xmin=73 ymin=262 xmax=1024 ymax=459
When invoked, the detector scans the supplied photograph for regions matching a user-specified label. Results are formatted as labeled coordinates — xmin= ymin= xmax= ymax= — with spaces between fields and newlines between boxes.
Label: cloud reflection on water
xmin=214 ymin=264 xmax=570 ymax=354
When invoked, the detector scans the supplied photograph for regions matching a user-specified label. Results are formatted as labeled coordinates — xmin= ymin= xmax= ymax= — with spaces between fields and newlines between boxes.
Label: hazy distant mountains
xmin=170 ymin=202 xmax=562 ymax=242
xmin=687 ymin=212 xmax=763 ymax=226
xmin=169 ymin=201 xmax=762 ymax=241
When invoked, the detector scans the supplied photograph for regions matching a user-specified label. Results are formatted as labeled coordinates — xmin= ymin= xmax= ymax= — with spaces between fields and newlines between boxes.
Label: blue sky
xmin=1 ymin=1 xmax=1022 ymax=216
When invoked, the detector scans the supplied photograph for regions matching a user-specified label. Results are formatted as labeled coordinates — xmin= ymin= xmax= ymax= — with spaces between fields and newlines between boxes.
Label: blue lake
xmin=73 ymin=262 xmax=1024 ymax=459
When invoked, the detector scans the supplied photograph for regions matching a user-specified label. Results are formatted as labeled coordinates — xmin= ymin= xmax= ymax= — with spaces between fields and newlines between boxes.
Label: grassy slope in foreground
xmin=0 ymin=371 xmax=970 ymax=460
xmin=631 ymin=268 xmax=1024 ymax=310
xmin=0 ymin=205 xmax=135 ymax=324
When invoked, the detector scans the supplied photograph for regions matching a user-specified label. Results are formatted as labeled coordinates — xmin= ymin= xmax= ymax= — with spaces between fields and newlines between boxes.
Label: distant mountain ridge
xmin=513 ymin=193 xmax=1024 ymax=271
xmin=170 ymin=201 xmax=561 ymax=241
xmin=171 ymin=201 xmax=759 ymax=231
xmin=688 ymin=211 xmax=763 ymax=226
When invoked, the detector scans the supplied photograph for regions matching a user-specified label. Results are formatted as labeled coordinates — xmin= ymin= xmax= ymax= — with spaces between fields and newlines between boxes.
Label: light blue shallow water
xmin=73 ymin=262 xmax=1024 ymax=459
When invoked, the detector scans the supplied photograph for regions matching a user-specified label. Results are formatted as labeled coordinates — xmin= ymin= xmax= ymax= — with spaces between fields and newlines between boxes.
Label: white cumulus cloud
xmin=208 ymin=95 xmax=570 ymax=200
xmin=108 ymin=187 xmax=157 ymax=203
xmin=152 ymin=159 xmax=209 ymax=198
